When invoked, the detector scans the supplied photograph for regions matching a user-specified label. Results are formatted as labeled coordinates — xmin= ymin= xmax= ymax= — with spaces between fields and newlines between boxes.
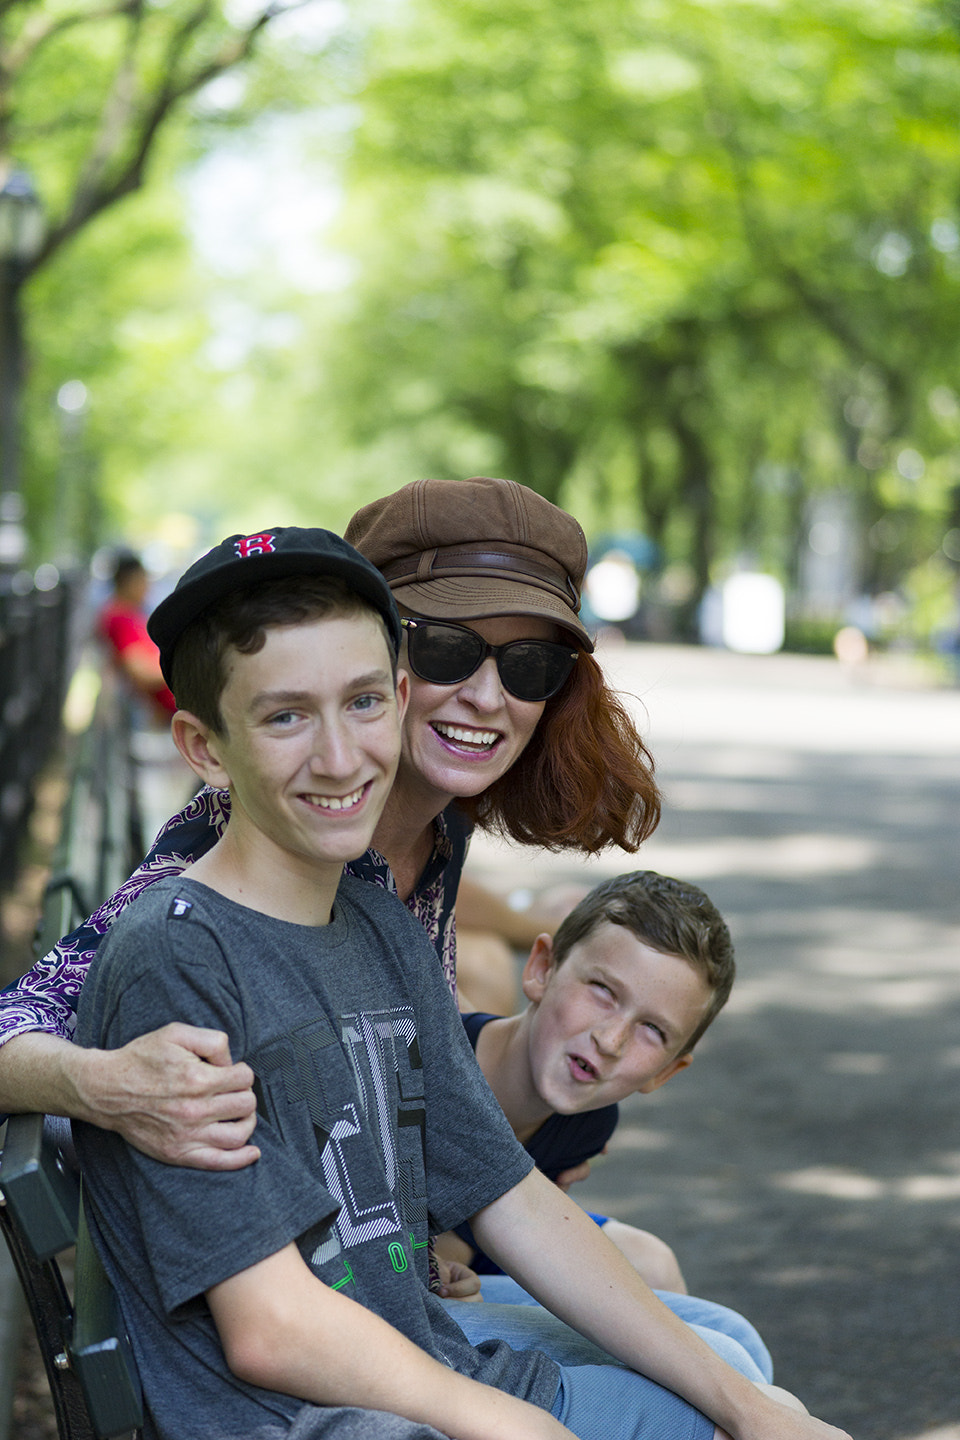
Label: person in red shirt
xmin=98 ymin=551 xmax=177 ymax=718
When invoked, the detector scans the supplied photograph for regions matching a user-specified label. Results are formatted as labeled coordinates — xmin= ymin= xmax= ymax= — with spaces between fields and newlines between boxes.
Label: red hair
xmin=459 ymin=652 xmax=660 ymax=853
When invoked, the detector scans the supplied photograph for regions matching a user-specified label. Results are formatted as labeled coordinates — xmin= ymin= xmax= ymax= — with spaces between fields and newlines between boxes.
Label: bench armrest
xmin=0 ymin=1113 xmax=79 ymax=1260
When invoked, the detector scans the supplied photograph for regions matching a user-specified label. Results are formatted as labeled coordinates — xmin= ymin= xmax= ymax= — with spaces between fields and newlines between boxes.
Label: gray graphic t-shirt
xmin=75 ymin=875 xmax=558 ymax=1440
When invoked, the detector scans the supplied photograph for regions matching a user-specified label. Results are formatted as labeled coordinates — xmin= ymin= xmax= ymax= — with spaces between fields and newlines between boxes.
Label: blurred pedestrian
xmin=98 ymin=551 xmax=176 ymax=720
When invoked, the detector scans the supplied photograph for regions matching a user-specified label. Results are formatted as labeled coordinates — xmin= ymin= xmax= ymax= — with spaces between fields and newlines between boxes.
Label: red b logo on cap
xmin=234 ymin=532 xmax=277 ymax=558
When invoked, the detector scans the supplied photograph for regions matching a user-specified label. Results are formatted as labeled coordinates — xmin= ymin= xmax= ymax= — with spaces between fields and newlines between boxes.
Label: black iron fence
xmin=0 ymin=576 xmax=148 ymax=1440
xmin=0 ymin=572 xmax=85 ymax=891
xmin=52 ymin=668 xmax=145 ymax=921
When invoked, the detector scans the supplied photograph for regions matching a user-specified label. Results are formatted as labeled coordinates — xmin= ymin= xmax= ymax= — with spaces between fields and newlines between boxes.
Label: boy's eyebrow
xmin=248 ymin=690 xmax=314 ymax=710
xmin=348 ymin=668 xmax=396 ymax=688
xmin=248 ymin=672 xmax=395 ymax=710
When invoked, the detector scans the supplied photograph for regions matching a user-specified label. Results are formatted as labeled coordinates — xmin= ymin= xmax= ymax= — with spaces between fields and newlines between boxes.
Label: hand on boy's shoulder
xmin=80 ymin=1022 xmax=260 ymax=1170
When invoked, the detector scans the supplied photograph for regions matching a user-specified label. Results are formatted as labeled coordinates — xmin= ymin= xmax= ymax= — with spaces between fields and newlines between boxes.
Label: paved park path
xmin=467 ymin=641 xmax=960 ymax=1440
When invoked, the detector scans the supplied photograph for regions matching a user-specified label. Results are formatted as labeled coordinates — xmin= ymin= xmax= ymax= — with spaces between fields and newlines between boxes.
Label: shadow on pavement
xmin=470 ymin=650 xmax=960 ymax=1439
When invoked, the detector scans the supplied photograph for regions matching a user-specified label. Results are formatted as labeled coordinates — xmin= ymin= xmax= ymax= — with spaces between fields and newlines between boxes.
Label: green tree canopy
xmin=289 ymin=0 xmax=960 ymax=635
xmin=3 ymin=0 xmax=330 ymax=558
xmin=9 ymin=0 xmax=960 ymax=648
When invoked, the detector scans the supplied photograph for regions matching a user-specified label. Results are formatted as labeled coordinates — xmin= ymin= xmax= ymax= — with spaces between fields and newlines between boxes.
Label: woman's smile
xmin=430 ymin=720 xmax=502 ymax=754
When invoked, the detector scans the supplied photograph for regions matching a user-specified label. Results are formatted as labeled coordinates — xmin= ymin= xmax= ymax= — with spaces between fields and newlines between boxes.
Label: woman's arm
xmin=455 ymin=877 xmax=586 ymax=952
xmin=208 ymin=1242 xmax=571 ymax=1440
xmin=0 ymin=788 xmax=229 ymax=1046
xmin=0 ymin=788 xmax=259 ymax=1167
xmin=0 ymin=1028 xmax=259 ymax=1167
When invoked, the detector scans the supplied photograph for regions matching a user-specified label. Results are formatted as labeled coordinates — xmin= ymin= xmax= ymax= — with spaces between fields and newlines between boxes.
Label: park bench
xmin=0 ymin=1112 xmax=143 ymax=1439
xmin=0 ymin=670 xmax=148 ymax=1439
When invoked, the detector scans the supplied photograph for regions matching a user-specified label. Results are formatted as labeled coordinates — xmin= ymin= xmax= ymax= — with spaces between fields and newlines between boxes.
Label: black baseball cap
xmin=148 ymin=526 xmax=402 ymax=687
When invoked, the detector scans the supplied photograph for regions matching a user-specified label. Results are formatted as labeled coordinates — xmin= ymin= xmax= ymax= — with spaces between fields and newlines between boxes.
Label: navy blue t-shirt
xmin=455 ymin=1012 xmax=619 ymax=1273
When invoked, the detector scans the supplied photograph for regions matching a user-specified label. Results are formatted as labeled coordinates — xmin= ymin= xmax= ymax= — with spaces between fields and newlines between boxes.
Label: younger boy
xmin=442 ymin=871 xmax=733 ymax=1290
xmin=74 ymin=527 xmax=846 ymax=1440
xmin=438 ymin=873 xmax=771 ymax=1384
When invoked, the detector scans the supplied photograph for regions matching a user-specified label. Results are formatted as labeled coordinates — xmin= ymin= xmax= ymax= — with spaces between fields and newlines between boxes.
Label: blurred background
xmin=0 ymin=0 xmax=958 ymax=666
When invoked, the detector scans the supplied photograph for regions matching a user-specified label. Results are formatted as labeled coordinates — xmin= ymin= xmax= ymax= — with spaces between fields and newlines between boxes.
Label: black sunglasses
xmin=400 ymin=617 xmax=578 ymax=702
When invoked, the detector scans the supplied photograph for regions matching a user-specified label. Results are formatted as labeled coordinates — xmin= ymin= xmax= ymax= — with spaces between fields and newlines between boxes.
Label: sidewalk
xmin=10 ymin=642 xmax=957 ymax=1439
xmin=467 ymin=641 xmax=960 ymax=1439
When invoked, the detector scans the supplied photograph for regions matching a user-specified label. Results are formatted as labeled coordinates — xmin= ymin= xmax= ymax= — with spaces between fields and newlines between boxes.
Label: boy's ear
xmin=636 ymin=1051 xmax=694 ymax=1095
xmin=395 ymin=667 xmax=410 ymax=725
xmin=521 ymin=934 xmax=557 ymax=1005
xmin=171 ymin=710 xmax=231 ymax=790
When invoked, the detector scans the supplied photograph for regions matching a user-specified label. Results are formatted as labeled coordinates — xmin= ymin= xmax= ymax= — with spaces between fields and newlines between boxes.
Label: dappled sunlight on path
xmin=466 ymin=643 xmax=959 ymax=1439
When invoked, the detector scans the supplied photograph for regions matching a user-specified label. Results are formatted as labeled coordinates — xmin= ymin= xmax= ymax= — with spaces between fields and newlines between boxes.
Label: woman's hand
xmin=72 ymin=1023 xmax=260 ymax=1168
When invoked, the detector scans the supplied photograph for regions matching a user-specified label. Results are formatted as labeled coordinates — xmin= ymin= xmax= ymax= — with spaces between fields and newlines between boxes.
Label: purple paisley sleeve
xmin=0 ymin=788 xmax=232 ymax=1047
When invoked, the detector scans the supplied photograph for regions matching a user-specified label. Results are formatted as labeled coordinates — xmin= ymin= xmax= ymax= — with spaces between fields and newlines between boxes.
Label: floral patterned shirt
xmin=0 ymin=787 xmax=471 ymax=1047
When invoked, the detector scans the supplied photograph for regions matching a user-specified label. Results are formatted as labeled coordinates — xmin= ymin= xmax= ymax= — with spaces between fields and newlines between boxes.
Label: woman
xmin=0 ymin=477 xmax=658 ymax=1167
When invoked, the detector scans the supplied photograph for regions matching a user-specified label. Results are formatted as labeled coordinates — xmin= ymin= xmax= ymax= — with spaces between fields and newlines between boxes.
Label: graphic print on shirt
xmin=251 ymin=1008 xmax=427 ymax=1276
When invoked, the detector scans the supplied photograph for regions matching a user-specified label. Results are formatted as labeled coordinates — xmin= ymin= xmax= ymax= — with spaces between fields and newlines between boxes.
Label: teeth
xmin=434 ymin=722 xmax=498 ymax=746
xmin=308 ymin=785 xmax=365 ymax=812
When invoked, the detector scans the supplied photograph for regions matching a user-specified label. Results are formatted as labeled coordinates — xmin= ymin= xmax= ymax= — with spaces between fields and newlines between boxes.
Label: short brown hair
xmin=169 ymin=574 xmax=396 ymax=733
xmin=458 ymin=651 xmax=660 ymax=853
xmin=552 ymin=870 xmax=735 ymax=1052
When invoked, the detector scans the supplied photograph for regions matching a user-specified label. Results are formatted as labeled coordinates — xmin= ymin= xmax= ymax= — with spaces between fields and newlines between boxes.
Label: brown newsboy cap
xmin=344 ymin=477 xmax=594 ymax=651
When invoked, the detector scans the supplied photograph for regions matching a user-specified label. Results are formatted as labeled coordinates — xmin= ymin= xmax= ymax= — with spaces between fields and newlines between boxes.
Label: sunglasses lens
xmin=499 ymin=643 xmax=576 ymax=702
xmin=404 ymin=620 xmax=577 ymax=701
xmin=408 ymin=623 xmax=483 ymax=684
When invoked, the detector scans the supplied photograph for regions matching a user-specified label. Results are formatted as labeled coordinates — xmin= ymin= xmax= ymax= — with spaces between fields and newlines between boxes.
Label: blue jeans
xmin=551 ymin=1363 xmax=714 ymax=1440
xmin=442 ymin=1276 xmax=773 ymax=1384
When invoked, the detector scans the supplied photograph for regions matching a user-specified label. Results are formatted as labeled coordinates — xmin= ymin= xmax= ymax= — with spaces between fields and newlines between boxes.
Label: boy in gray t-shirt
xmin=75 ymin=526 xmax=847 ymax=1440
xmin=77 ymin=872 xmax=556 ymax=1438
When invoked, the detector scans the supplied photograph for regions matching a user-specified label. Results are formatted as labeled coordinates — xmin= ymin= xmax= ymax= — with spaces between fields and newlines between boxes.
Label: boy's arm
xmin=0 ymin=1028 xmax=258 ymax=1168
xmin=207 ymin=1241 xmax=570 ymax=1440
xmin=471 ymin=1168 xmax=852 ymax=1440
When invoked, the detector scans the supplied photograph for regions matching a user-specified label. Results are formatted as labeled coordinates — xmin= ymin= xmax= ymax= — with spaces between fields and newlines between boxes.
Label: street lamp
xmin=0 ymin=165 xmax=45 ymax=568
